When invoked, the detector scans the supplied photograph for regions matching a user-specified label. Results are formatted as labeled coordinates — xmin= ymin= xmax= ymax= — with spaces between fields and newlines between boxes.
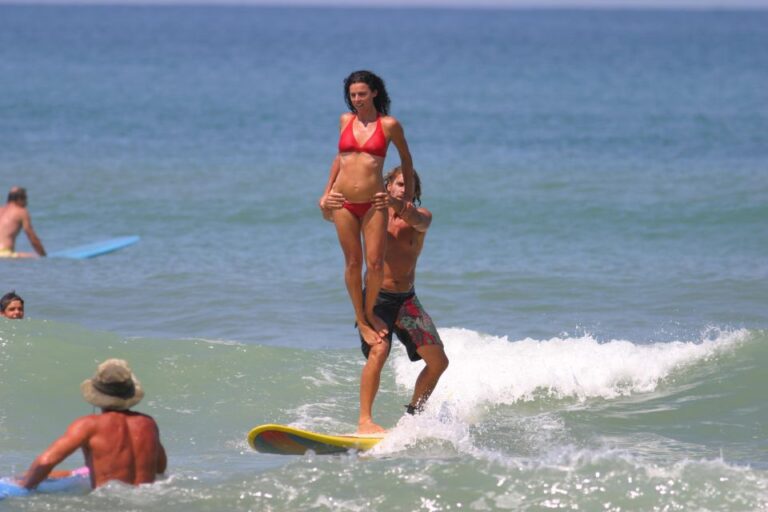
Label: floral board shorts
xmin=360 ymin=288 xmax=443 ymax=362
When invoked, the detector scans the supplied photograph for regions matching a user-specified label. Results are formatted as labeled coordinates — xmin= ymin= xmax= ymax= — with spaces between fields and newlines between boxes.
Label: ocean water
xmin=1 ymin=5 xmax=767 ymax=511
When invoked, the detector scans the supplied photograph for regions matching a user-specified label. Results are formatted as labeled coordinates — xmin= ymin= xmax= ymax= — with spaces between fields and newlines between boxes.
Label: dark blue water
xmin=2 ymin=6 xmax=766 ymax=344
xmin=1 ymin=9 xmax=767 ymax=507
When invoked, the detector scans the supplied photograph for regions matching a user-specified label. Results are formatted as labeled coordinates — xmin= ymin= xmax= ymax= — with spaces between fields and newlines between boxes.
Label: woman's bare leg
xmin=361 ymin=206 xmax=388 ymax=337
xmin=334 ymin=207 xmax=382 ymax=345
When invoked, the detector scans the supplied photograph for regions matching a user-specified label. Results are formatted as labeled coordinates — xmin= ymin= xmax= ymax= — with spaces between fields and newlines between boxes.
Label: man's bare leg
xmin=407 ymin=345 xmax=449 ymax=413
xmin=358 ymin=342 xmax=390 ymax=435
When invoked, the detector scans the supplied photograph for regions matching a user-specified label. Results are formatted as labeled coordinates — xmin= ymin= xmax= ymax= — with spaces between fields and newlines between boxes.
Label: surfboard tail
xmin=247 ymin=424 xmax=383 ymax=455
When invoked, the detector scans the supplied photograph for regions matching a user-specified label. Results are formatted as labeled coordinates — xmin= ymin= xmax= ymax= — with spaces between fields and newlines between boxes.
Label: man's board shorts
xmin=360 ymin=288 xmax=443 ymax=362
xmin=0 ymin=248 xmax=19 ymax=258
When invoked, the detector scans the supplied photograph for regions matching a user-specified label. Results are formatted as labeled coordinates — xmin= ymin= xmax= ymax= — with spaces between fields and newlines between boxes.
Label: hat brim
xmin=80 ymin=375 xmax=144 ymax=410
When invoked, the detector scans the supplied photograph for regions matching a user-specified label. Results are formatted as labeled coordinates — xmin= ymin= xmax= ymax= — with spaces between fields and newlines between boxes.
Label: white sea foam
xmin=179 ymin=337 xmax=245 ymax=347
xmin=391 ymin=327 xmax=750 ymax=419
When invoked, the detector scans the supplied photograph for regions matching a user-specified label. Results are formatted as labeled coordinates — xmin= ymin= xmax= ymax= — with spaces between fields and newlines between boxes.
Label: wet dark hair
xmin=344 ymin=70 xmax=390 ymax=115
xmin=0 ymin=291 xmax=24 ymax=312
xmin=7 ymin=187 xmax=27 ymax=204
xmin=384 ymin=166 xmax=422 ymax=206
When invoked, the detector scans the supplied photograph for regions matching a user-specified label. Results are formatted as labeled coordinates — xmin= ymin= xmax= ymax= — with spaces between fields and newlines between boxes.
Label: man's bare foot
xmin=359 ymin=321 xmax=382 ymax=346
xmin=356 ymin=418 xmax=387 ymax=435
xmin=367 ymin=311 xmax=389 ymax=338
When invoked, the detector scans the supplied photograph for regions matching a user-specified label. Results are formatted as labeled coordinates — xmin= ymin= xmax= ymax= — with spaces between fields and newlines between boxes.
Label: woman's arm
xmin=319 ymin=155 xmax=345 ymax=221
xmin=385 ymin=118 xmax=415 ymax=199
xmin=319 ymin=113 xmax=353 ymax=217
xmin=320 ymin=154 xmax=341 ymax=203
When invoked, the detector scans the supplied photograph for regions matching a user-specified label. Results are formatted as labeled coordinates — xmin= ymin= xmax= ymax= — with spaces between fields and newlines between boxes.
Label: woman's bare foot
xmin=359 ymin=321 xmax=382 ymax=346
xmin=357 ymin=418 xmax=387 ymax=435
xmin=367 ymin=312 xmax=389 ymax=338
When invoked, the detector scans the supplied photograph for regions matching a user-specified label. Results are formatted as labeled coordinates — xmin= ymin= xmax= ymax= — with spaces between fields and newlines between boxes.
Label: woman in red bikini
xmin=320 ymin=70 xmax=414 ymax=347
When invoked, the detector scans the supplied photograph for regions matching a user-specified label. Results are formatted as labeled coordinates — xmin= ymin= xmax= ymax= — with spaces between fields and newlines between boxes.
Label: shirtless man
xmin=322 ymin=167 xmax=449 ymax=434
xmin=19 ymin=359 xmax=167 ymax=490
xmin=0 ymin=187 xmax=46 ymax=258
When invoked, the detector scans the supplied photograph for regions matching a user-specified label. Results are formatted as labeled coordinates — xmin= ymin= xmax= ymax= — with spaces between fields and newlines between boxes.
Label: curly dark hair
xmin=344 ymin=70 xmax=390 ymax=115
xmin=384 ymin=166 xmax=422 ymax=206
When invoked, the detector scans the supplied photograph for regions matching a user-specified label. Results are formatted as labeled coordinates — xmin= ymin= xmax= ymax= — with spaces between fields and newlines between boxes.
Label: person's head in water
xmin=0 ymin=291 xmax=24 ymax=319
xmin=385 ymin=166 xmax=422 ymax=206
xmin=7 ymin=187 xmax=28 ymax=206
xmin=344 ymin=70 xmax=390 ymax=116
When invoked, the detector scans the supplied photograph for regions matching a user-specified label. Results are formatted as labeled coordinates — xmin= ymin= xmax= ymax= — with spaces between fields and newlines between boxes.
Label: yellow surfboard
xmin=247 ymin=424 xmax=384 ymax=455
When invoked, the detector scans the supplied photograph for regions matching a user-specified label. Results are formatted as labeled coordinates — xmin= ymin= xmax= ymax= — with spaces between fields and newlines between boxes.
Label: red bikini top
xmin=338 ymin=115 xmax=388 ymax=158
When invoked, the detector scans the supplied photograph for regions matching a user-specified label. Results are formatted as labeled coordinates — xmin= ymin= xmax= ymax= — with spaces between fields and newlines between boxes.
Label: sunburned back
xmin=0 ymin=204 xmax=23 ymax=250
xmin=85 ymin=411 xmax=162 ymax=487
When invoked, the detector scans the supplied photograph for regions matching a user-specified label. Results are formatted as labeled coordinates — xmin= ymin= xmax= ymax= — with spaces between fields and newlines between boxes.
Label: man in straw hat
xmin=19 ymin=359 xmax=167 ymax=490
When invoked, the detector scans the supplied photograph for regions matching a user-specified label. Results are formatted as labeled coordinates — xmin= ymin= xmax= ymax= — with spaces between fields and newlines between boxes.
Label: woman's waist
xmin=333 ymin=171 xmax=384 ymax=200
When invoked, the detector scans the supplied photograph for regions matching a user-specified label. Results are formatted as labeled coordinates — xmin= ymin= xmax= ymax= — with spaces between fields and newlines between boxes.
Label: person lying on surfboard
xmin=18 ymin=359 xmax=167 ymax=490
xmin=322 ymin=167 xmax=449 ymax=435
xmin=0 ymin=187 xmax=46 ymax=258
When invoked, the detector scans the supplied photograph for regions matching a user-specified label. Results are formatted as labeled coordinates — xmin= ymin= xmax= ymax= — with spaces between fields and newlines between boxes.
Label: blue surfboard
xmin=0 ymin=468 xmax=90 ymax=500
xmin=49 ymin=236 xmax=140 ymax=259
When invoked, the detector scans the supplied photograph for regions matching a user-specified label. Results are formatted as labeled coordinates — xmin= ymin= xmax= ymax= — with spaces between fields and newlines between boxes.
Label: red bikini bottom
xmin=342 ymin=201 xmax=374 ymax=219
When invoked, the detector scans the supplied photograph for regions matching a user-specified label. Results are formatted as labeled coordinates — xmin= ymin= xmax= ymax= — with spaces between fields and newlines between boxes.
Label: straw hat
xmin=80 ymin=359 xmax=144 ymax=410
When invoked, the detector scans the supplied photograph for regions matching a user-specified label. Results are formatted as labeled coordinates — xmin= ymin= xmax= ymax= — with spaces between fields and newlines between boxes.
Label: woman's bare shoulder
xmin=380 ymin=115 xmax=401 ymax=128
xmin=338 ymin=112 xmax=355 ymax=130
xmin=380 ymin=115 xmax=404 ymax=138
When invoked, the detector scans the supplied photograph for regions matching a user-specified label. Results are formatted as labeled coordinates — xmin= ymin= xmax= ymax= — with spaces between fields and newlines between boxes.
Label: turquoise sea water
xmin=1 ymin=5 xmax=767 ymax=511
